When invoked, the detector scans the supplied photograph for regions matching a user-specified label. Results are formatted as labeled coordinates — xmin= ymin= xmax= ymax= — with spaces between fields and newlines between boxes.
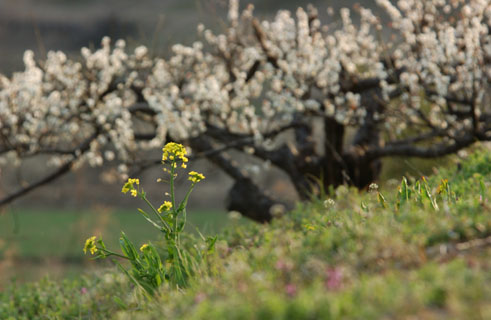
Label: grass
xmin=0 ymin=149 xmax=490 ymax=319
xmin=0 ymin=208 xmax=235 ymax=285
xmin=0 ymin=208 xmax=228 ymax=257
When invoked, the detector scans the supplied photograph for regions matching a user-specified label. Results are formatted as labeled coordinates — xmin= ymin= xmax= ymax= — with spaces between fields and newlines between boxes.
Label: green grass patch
xmin=0 ymin=208 xmax=237 ymax=285
xmin=0 ymin=208 xmax=228 ymax=259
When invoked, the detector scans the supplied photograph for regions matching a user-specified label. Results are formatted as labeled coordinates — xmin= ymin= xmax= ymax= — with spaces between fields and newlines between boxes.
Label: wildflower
xmin=275 ymin=259 xmax=293 ymax=272
xmin=368 ymin=183 xmax=379 ymax=192
xmin=122 ymin=178 xmax=139 ymax=194
xmin=323 ymin=198 xmax=335 ymax=208
xmin=188 ymin=171 xmax=205 ymax=183
xmin=140 ymin=243 xmax=149 ymax=252
xmin=303 ymin=224 xmax=316 ymax=231
xmin=162 ymin=142 xmax=188 ymax=163
xmin=228 ymin=210 xmax=242 ymax=220
xmin=269 ymin=203 xmax=286 ymax=218
xmin=325 ymin=267 xmax=343 ymax=290
xmin=83 ymin=236 xmax=98 ymax=255
xmin=285 ymin=283 xmax=297 ymax=297
xmin=158 ymin=201 xmax=173 ymax=213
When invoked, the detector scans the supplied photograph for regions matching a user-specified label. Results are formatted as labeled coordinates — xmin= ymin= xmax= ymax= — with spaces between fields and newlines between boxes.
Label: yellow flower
xmin=122 ymin=178 xmax=140 ymax=195
xmin=188 ymin=171 xmax=205 ymax=183
xmin=162 ymin=142 xmax=188 ymax=163
xmin=438 ymin=179 xmax=449 ymax=194
xmin=158 ymin=201 xmax=173 ymax=213
xmin=303 ymin=224 xmax=316 ymax=231
xmin=140 ymin=243 xmax=149 ymax=252
xmin=83 ymin=236 xmax=98 ymax=255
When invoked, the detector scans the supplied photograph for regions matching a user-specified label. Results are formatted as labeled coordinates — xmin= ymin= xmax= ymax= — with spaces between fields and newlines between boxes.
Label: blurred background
xmin=0 ymin=0 xmax=447 ymax=287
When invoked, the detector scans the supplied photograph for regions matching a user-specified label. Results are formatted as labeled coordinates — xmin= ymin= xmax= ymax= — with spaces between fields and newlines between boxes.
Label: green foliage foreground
xmin=1 ymin=150 xmax=490 ymax=319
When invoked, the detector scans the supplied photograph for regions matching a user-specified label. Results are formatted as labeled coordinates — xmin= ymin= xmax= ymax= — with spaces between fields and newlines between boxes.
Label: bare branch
xmin=0 ymin=130 xmax=99 ymax=209
xmin=365 ymin=134 xmax=476 ymax=160
xmin=386 ymin=129 xmax=447 ymax=146
xmin=129 ymin=103 xmax=156 ymax=116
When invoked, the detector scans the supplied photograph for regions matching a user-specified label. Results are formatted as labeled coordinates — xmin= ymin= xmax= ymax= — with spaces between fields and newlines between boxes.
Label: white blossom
xmin=0 ymin=0 xmax=488 ymax=179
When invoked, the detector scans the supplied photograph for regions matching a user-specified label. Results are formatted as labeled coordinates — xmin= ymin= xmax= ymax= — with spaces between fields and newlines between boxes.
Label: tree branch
xmin=130 ymin=137 xmax=253 ymax=177
xmin=252 ymin=18 xmax=279 ymax=69
xmin=129 ymin=102 xmax=156 ymax=116
xmin=0 ymin=131 xmax=99 ymax=209
xmin=385 ymin=129 xmax=447 ymax=146
xmin=365 ymin=133 xmax=476 ymax=160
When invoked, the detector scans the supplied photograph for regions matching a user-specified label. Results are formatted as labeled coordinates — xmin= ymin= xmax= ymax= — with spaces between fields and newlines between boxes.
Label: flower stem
xmin=99 ymin=248 xmax=130 ymax=260
xmin=142 ymin=195 xmax=171 ymax=233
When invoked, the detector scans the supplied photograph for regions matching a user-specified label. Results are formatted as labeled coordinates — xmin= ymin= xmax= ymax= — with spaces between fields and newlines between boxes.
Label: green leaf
xmin=119 ymin=232 xmax=140 ymax=263
xmin=206 ymin=236 xmax=218 ymax=254
xmin=112 ymin=296 xmax=127 ymax=309
xmin=137 ymin=208 xmax=162 ymax=230
xmin=377 ymin=192 xmax=388 ymax=208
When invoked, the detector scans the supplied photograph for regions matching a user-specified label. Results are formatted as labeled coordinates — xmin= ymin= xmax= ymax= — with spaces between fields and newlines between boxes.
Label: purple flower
xmin=325 ymin=267 xmax=343 ymax=290
xmin=275 ymin=259 xmax=293 ymax=272
xmin=285 ymin=283 xmax=297 ymax=297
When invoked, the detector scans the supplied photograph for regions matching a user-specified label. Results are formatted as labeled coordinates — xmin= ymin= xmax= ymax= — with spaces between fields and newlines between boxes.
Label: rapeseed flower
xmin=158 ymin=201 xmax=173 ymax=213
xmin=83 ymin=236 xmax=98 ymax=255
xmin=122 ymin=178 xmax=140 ymax=195
xmin=140 ymin=243 xmax=149 ymax=252
xmin=188 ymin=171 xmax=205 ymax=183
xmin=162 ymin=142 xmax=188 ymax=163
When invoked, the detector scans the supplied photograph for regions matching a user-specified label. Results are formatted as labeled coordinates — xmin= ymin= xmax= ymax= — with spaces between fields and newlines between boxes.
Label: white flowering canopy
xmin=0 ymin=0 xmax=490 ymax=220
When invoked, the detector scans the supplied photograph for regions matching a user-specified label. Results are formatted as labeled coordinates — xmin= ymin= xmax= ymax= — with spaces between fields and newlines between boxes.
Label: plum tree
xmin=0 ymin=0 xmax=490 ymax=221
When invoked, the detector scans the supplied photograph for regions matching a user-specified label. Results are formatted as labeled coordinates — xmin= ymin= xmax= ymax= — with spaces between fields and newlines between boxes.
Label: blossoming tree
xmin=0 ymin=0 xmax=490 ymax=222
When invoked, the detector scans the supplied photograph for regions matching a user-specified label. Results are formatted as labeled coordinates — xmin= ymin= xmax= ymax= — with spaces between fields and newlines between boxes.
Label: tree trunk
xmin=322 ymin=117 xmax=347 ymax=188
xmin=342 ymin=152 xmax=382 ymax=189
xmin=287 ymin=114 xmax=382 ymax=201
xmin=226 ymin=177 xmax=276 ymax=223
xmin=191 ymin=136 xmax=278 ymax=223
